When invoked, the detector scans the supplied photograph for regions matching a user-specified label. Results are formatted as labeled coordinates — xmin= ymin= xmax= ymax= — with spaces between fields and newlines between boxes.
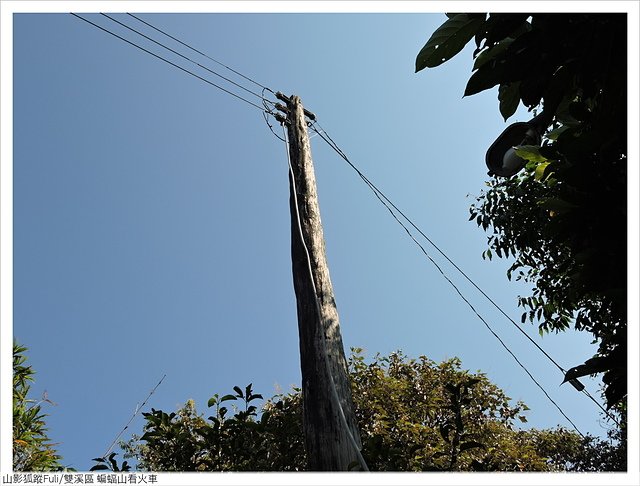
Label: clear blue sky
xmin=3 ymin=7 xmax=637 ymax=475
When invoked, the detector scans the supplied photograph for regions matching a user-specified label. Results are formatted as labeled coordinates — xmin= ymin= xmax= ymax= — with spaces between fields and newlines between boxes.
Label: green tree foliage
xmin=121 ymin=383 xmax=305 ymax=471
xmin=13 ymin=341 xmax=63 ymax=471
xmin=120 ymin=350 xmax=624 ymax=472
xmin=416 ymin=13 xmax=627 ymax=408
xmin=89 ymin=453 xmax=131 ymax=472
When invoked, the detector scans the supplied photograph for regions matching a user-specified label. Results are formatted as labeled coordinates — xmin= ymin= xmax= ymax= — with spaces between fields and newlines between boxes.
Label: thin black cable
xmin=581 ymin=388 xmax=621 ymax=427
xmin=127 ymin=13 xmax=275 ymax=95
xmin=100 ymin=13 xmax=274 ymax=106
xmin=377 ymin=198 xmax=585 ymax=437
xmin=318 ymin=124 xmax=566 ymax=374
xmin=311 ymin=121 xmax=621 ymax=428
xmin=102 ymin=374 xmax=166 ymax=459
xmin=309 ymin=124 xmax=587 ymax=437
xmin=263 ymin=111 xmax=285 ymax=142
xmin=71 ymin=13 xmax=267 ymax=113
xmin=312 ymin=123 xmax=567 ymax=373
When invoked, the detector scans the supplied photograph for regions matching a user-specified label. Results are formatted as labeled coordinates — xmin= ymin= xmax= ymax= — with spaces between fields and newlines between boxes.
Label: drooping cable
xmin=262 ymin=89 xmax=286 ymax=142
xmin=309 ymin=121 xmax=620 ymax=427
xmin=71 ymin=13 xmax=268 ymax=113
xmin=127 ymin=13 xmax=275 ymax=95
xmin=282 ymin=123 xmax=369 ymax=471
xmin=313 ymin=123 xmax=567 ymax=368
xmin=308 ymin=123 xmax=589 ymax=437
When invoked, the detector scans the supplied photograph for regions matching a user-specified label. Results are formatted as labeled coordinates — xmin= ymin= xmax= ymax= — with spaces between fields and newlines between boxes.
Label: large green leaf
xmin=534 ymin=161 xmax=552 ymax=181
xmin=473 ymin=37 xmax=514 ymax=71
xmin=498 ymin=82 xmax=520 ymax=121
xmin=562 ymin=356 xmax=611 ymax=384
xmin=464 ymin=63 xmax=504 ymax=96
xmin=480 ymin=14 xmax=531 ymax=46
xmin=514 ymin=145 xmax=548 ymax=163
xmin=545 ymin=125 xmax=571 ymax=141
xmin=416 ymin=14 xmax=485 ymax=71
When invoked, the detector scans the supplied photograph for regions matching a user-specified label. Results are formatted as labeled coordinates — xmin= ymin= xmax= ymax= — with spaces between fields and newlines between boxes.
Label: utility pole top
xmin=276 ymin=91 xmax=317 ymax=121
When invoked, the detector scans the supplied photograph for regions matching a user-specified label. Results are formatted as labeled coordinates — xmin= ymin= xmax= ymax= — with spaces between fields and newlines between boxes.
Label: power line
xmin=314 ymin=124 xmax=566 ymax=369
xmin=581 ymin=388 xmax=620 ymax=427
xmin=312 ymin=121 xmax=621 ymax=427
xmin=70 ymin=13 xmax=269 ymax=113
xmin=309 ymin=122 xmax=589 ymax=436
xmin=126 ymin=13 xmax=275 ymax=95
xmin=100 ymin=13 xmax=274 ymax=106
xmin=310 ymin=121 xmax=621 ymax=428
xmin=102 ymin=374 xmax=166 ymax=460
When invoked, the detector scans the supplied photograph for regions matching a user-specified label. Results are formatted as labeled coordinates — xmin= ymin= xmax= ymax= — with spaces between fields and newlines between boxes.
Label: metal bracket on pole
xmin=274 ymin=112 xmax=288 ymax=125
xmin=275 ymin=102 xmax=289 ymax=114
xmin=273 ymin=101 xmax=289 ymax=125
xmin=276 ymin=91 xmax=316 ymax=121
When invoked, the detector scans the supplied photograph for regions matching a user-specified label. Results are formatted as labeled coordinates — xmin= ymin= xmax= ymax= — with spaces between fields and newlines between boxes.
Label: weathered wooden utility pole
xmin=277 ymin=94 xmax=365 ymax=471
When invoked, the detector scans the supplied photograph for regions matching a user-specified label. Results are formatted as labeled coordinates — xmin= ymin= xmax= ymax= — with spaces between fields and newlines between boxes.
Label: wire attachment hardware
xmin=274 ymin=112 xmax=288 ymax=125
xmin=275 ymin=92 xmax=316 ymax=121
xmin=274 ymin=102 xmax=289 ymax=114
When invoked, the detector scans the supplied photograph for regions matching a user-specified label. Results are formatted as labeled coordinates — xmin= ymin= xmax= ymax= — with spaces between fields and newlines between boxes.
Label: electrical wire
xmin=313 ymin=120 xmax=620 ymax=428
xmin=366 ymin=181 xmax=585 ymax=437
xmin=100 ymin=13 xmax=275 ymax=106
xmin=71 ymin=13 xmax=269 ymax=113
xmin=262 ymin=89 xmax=286 ymax=142
xmin=102 ymin=374 xmax=167 ymax=460
xmin=308 ymin=122 xmax=590 ymax=437
xmin=312 ymin=123 xmax=568 ymax=367
xmin=313 ymin=120 xmax=621 ymax=428
xmin=282 ymin=122 xmax=369 ymax=471
xmin=126 ymin=13 xmax=275 ymax=95
xmin=581 ymin=388 xmax=620 ymax=426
